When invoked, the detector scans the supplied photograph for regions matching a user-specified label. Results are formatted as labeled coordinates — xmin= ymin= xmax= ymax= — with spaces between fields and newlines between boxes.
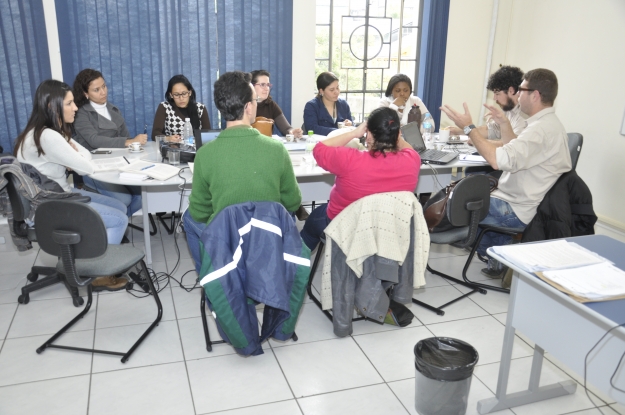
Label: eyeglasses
xmin=517 ymin=86 xmax=536 ymax=93
xmin=254 ymin=83 xmax=272 ymax=89
xmin=172 ymin=91 xmax=191 ymax=98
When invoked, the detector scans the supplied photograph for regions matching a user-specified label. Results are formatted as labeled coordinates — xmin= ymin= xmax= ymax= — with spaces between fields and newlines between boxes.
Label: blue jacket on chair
xmin=198 ymin=202 xmax=311 ymax=356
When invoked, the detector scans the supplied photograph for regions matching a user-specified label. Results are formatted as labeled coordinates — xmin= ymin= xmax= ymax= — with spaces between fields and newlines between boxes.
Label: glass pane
xmin=400 ymin=31 xmax=418 ymax=59
xmin=349 ymin=0 xmax=366 ymax=16
xmin=315 ymin=26 xmax=330 ymax=59
xmin=363 ymin=92 xmax=383 ymax=120
xmin=345 ymin=93 xmax=364 ymax=123
xmin=316 ymin=1 xmax=331 ymax=25
xmin=341 ymin=43 xmax=364 ymax=69
xmin=347 ymin=68 xmax=364 ymax=91
xmin=368 ymin=0 xmax=386 ymax=18
xmin=316 ymin=60 xmax=329 ymax=77
xmin=403 ymin=0 xmax=421 ymax=27
xmin=399 ymin=61 xmax=416 ymax=84
xmin=366 ymin=69 xmax=383 ymax=91
xmin=387 ymin=0 xmax=402 ymax=19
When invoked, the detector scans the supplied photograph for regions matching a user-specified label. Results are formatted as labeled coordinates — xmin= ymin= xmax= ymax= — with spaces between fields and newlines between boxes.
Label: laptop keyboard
xmin=420 ymin=149 xmax=449 ymax=161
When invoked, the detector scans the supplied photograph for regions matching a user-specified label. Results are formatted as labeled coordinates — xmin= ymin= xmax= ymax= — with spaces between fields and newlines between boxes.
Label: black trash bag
xmin=415 ymin=337 xmax=479 ymax=381
xmin=414 ymin=337 xmax=479 ymax=415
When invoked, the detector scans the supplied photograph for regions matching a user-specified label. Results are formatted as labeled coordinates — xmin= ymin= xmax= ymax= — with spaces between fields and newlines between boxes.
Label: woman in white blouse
xmin=379 ymin=74 xmax=434 ymax=129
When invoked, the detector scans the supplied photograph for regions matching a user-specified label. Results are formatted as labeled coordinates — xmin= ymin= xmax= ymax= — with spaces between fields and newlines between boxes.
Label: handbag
xmin=407 ymin=104 xmax=422 ymax=125
xmin=423 ymin=175 xmax=498 ymax=232
xmin=251 ymin=116 xmax=274 ymax=137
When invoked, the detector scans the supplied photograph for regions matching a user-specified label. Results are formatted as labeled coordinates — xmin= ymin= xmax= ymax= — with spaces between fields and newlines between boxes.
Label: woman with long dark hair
xmin=14 ymin=80 xmax=129 ymax=290
xmin=152 ymin=74 xmax=211 ymax=142
xmin=72 ymin=68 xmax=142 ymax=217
xmin=303 ymin=72 xmax=353 ymax=136
xmin=300 ymin=107 xmax=421 ymax=249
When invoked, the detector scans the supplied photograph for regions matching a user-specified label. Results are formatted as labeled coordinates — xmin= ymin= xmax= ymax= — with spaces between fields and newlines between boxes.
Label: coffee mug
xmin=286 ymin=134 xmax=294 ymax=142
xmin=337 ymin=122 xmax=345 ymax=129
xmin=128 ymin=142 xmax=141 ymax=151
xmin=438 ymin=129 xmax=450 ymax=142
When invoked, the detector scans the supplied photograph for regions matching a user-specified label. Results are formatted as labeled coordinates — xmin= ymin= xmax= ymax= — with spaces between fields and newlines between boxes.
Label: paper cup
xmin=286 ymin=134 xmax=294 ymax=142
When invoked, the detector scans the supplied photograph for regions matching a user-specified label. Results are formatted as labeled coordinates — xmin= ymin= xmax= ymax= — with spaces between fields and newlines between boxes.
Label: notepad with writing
xmin=92 ymin=157 xmax=129 ymax=172
xmin=120 ymin=160 xmax=180 ymax=181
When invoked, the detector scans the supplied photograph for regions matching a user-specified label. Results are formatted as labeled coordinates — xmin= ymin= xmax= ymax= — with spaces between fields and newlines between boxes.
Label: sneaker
xmin=295 ymin=205 xmax=310 ymax=221
xmin=480 ymin=257 xmax=507 ymax=279
xmin=92 ymin=276 xmax=128 ymax=292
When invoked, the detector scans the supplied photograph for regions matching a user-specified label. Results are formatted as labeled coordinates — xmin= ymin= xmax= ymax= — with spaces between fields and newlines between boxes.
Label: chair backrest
xmin=567 ymin=132 xmax=583 ymax=171
xmin=446 ymin=175 xmax=491 ymax=227
xmin=34 ymin=199 xmax=108 ymax=259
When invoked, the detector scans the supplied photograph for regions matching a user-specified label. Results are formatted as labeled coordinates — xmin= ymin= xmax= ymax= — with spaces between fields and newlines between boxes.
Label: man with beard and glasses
xmin=450 ymin=66 xmax=528 ymax=141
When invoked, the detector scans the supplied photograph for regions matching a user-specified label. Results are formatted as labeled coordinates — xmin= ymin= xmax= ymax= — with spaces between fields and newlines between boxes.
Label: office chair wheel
xmin=18 ymin=294 xmax=30 ymax=304
xmin=27 ymin=272 xmax=38 ymax=282
xmin=73 ymin=297 xmax=84 ymax=307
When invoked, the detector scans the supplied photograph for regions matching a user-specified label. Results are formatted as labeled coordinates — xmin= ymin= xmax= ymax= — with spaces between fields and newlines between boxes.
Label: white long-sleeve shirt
xmin=379 ymin=95 xmax=434 ymax=129
xmin=16 ymin=128 xmax=94 ymax=191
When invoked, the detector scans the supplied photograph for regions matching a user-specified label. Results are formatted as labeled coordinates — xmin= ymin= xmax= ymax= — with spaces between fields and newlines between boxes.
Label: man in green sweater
xmin=183 ymin=71 xmax=302 ymax=272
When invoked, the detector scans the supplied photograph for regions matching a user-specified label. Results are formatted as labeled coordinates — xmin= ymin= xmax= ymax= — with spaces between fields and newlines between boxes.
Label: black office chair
xmin=412 ymin=175 xmax=491 ymax=315
xmin=34 ymin=199 xmax=162 ymax=363
xmin=567 ymin=132 xmax=583 ymax=171
xmin=459 ymin=132 xmax=586 ymax=293
xmin=4 ymin=172 xmax=85 ymax=306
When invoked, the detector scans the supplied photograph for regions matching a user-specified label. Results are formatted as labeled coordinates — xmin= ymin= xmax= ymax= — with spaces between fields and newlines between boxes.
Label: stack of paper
xmin=120 ymin=160 xmax=180 ymax=181
xmin=489 ymin=240 xmax=607 ymax=273
xmin=458 ymin=154 xmax=486 ymax=163
xmin=539 ymin=263 xmax=625 ymax=302
xmin=119 ymin=172 xmax=150 ymax=181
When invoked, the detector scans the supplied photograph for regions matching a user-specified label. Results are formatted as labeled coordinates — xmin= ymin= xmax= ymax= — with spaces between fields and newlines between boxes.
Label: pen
xmin=140 ymin=164 xmax=155 ymax=170
xmin=123 ymin=156 xmax=130 ymax=164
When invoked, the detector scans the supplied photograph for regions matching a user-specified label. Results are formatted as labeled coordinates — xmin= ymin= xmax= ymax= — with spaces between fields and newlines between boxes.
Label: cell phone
xmin=91 ymin=150 xmax=112 ymax=154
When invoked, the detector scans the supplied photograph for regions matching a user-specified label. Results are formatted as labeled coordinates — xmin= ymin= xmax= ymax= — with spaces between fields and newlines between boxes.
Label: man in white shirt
xmin=441 ymin=68 xmax=572 ymax=276
xmin=450 ymin=66 xmax=528 ymax=140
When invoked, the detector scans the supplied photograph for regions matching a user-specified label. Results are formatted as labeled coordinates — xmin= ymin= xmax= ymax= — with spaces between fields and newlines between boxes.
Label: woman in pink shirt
xmin=300 ymin=107 xmax=421 ymax=249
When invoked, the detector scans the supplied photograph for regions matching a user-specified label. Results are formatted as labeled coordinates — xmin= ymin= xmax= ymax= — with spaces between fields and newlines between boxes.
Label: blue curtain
xmin=0 ymin=0 xmax=51 ymax=152
xmin=217 ymin=0 xmax=293 ymax=132
xmin=55 ymin=0 xmax=220 ymax=137
xmin=418 ymin=0 xmax=449 ymax=128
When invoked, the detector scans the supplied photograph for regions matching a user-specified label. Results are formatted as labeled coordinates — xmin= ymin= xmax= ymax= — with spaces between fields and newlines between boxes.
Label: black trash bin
xmin=414 ymin=337 xmax=479 ymax=415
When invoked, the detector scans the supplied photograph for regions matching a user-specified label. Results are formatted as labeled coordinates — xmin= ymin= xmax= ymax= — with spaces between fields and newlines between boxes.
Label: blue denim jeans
xmin=300 ymin=203 xmax=332 ymax=250
xmin=183 ymin=209 xmax=208 ymax=274
xmin=82 ymin=176 xmax=142 ymax=217
xmin=71 ymin=188 xmax=128 ymax=244
xmin=477 ymin=197 xmax=526 ymax=256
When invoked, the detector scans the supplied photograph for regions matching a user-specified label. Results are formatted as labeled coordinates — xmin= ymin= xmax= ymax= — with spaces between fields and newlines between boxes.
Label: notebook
xmin=400 ymin=122 xmax=458 ymax=165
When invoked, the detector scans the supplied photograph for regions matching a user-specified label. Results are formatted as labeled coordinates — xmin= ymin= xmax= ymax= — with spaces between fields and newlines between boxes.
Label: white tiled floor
xmin=0 ymin=217 xmax=621 ymax=415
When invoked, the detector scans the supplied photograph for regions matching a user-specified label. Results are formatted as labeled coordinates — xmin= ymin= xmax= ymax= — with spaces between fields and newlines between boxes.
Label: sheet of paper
xmin=188 ymin=162 xmax=194 ymax=173
xmin=458 ymin=154 xmax=486 ymax=163
xmin=120 ymin=160 xmax=180 ymax=181
xmin=542 ymin=263 xmax=625 ymax=300
xmin=92 ymin=156 xmax=129 ymax=172
xmin=490 ymin=240 xmax=608 ymax=272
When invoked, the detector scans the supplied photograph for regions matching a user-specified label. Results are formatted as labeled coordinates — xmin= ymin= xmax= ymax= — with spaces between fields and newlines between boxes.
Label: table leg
xmin=141 ymin=187 xmax=152 ymax=265
xmin=477 ymin=272 xmax=577 ymax=414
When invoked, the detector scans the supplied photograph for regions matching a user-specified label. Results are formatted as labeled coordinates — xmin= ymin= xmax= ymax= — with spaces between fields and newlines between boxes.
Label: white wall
xmin=443 ymin=0 xmax=625 ymax=230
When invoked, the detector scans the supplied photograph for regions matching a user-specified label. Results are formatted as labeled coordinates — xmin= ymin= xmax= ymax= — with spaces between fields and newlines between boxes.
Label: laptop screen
xmin=400 ymin=121 xmax=425 ymax=152
xmin=194 ymin=129 xmax=221 ymax=148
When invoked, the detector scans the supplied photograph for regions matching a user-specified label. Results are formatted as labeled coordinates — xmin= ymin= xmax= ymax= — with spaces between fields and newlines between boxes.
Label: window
xmin=315 ymin=0 xmax=423 ymax=122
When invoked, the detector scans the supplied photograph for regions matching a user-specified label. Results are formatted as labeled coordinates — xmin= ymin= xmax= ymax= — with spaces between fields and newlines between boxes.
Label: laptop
xmin=400 ymin=122 xmax=458 ymax=165
xmin=193 ymin=129 xmax=221 ymax=149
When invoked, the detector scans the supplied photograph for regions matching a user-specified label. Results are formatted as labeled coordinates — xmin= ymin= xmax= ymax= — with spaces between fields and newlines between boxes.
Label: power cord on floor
xmin=124 ymin=166 xmax=200 ymax=297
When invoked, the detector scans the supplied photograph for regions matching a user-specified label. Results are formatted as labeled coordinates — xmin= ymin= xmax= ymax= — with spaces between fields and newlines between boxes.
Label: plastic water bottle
xmin=422 ymin=112 xmax=434 ymax=145
xmin=304 ymin=130 xmax=317 ymax=166
xmin=183 ymin=118 xmax=194 ymax=147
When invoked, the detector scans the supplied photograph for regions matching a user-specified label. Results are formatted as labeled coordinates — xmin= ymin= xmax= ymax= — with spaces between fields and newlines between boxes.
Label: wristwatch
xmin=463 ymin=124 xmax=476 ymax=135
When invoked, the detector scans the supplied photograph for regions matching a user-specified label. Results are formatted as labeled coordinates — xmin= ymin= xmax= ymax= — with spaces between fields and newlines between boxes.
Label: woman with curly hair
xmin=299 ymin=107 xmax=421 ymax=250
xmin=379 ymin=74 xmax=432 ymax=128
